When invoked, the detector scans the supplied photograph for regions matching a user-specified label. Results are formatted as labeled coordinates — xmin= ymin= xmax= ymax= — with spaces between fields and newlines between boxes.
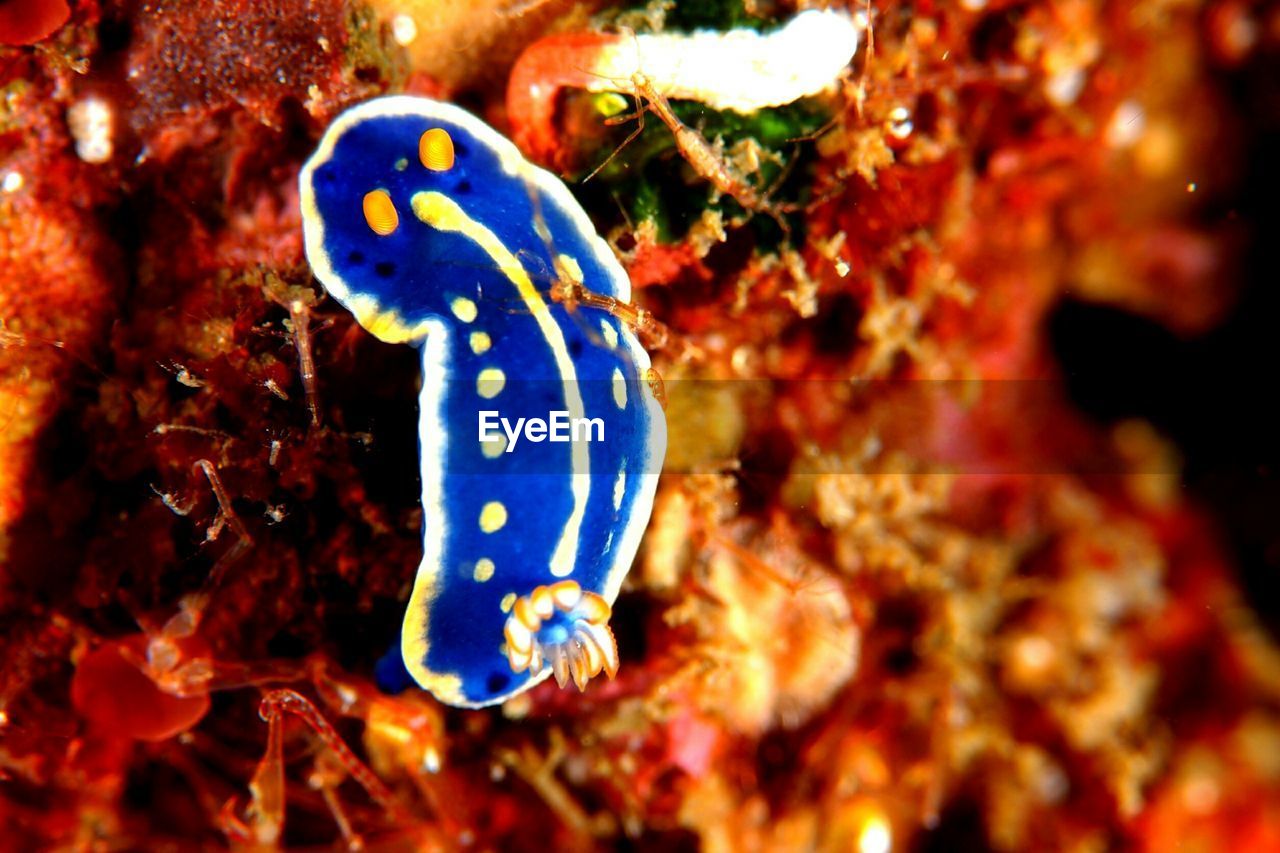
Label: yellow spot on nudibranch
xmin=482 ymin=432 xmax=507 ymax=458
xmin=477 ymin=367 xmax=505 ymax=399
xmin=612 ymin=367 xmax=627 ymax=409
xmin=600 ymin=321 xmax=619 ymax=349
xmin=362 ymin=189 xmax=399 ymax=235
xmin=473 ymin=558 xmax=496 ymax=582
xmin=556 ymin=253 xmax=584 ymax=284
xmin=500 ymin=592 xmax=517 ymax=613
xmin=469 ymin=331 xmax=492 ymax=354
xmin=480 ymin=501 xmax=508 ymax=533
xmin=450 ymin=296 xmax=477 ymax=323
xmin=420 ymin=128 xmax=455 ymax=172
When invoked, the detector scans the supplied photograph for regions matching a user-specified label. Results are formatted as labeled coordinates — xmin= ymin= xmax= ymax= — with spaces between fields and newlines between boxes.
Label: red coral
xmin=0 ymin=0 xmax=69 ymax=46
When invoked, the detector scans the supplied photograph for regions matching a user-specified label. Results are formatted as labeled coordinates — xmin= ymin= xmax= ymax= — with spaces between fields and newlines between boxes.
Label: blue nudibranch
xmin=299 ymin=97 xmax=666 ymax=707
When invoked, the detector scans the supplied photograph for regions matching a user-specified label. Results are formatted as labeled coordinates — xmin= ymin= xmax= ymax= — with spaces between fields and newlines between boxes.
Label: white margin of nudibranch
xmin=400 ymin=319 xmax=475 ymax=706
xmin=585 ymin=9 xmax=861 ymax=114
xmin=299 ymin=95 xmax=667 ymax=708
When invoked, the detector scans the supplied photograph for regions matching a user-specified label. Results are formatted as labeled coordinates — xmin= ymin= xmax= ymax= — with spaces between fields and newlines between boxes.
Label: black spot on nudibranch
xmin=568 ymin=338 xmax=584 ymax=357
xmin=348 ymin=250 xmax=365 ymax=265
xmin=375 ymin=261 xmax=396 ymax=278
xmin=486 ymin=672 xmax=510 ymax=693
xmin=456 ymin=180 xmax=471 ymax=193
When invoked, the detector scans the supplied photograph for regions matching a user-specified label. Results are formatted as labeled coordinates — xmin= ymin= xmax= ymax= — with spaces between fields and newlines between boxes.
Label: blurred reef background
xmin=2 ymin=0 xmax=1280 ymax=849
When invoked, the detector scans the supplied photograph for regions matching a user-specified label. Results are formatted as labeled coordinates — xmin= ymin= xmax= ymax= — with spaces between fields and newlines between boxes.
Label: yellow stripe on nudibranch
xmin=411 ymin=192 xmax=547 ymax=316
xmin=411 ymin=190 xmax=591 ymax=579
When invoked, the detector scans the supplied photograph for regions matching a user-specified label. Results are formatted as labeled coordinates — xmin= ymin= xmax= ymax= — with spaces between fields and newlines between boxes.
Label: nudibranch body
xmin=300 ymin=97 xmax=666 ymax=707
